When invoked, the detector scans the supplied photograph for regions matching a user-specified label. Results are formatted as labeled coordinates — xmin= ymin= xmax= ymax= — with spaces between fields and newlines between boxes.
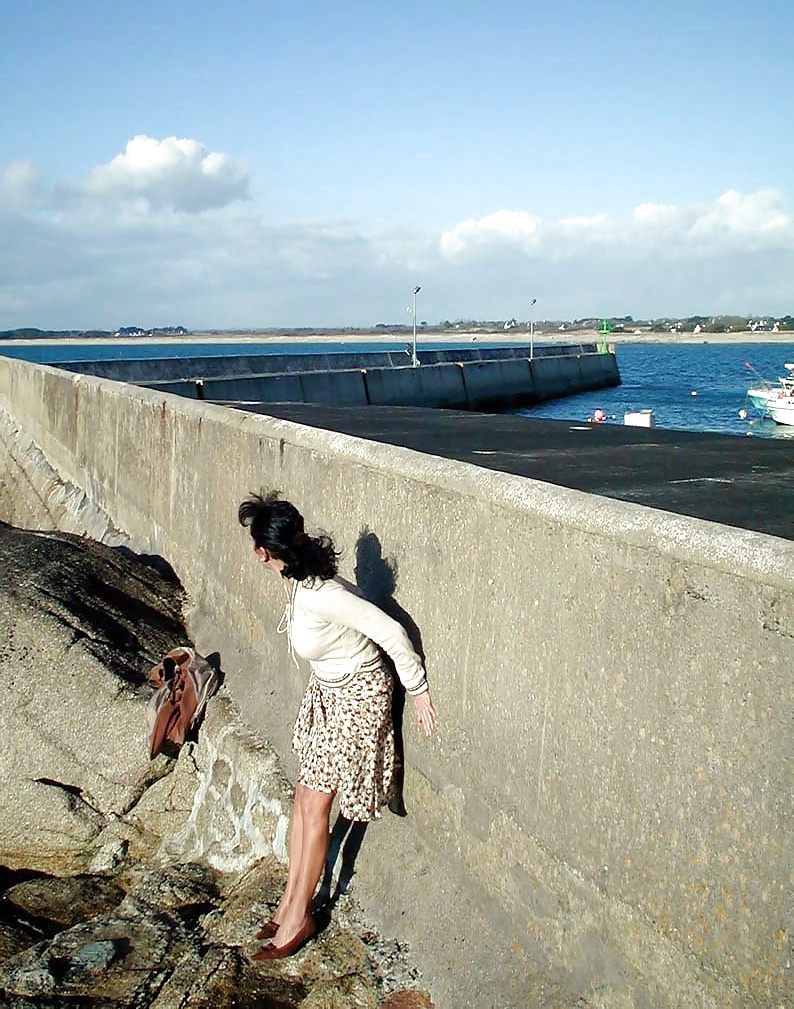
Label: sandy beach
xmin=7 ymin=328 xmax=793 ymax=348
xmin=192 ymin=328 xmax=794 ymax=346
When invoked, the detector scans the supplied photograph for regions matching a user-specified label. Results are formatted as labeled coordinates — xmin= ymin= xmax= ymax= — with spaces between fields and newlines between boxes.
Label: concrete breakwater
xmin=56 ymin=342 xmax=620 ymax=410
xmin=0 ymin=353 xmax=791 ymax=1008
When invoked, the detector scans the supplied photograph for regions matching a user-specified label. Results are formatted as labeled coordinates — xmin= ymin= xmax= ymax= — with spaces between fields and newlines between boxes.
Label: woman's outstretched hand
xmin=413 ymin=690 xmax=437 ymax=737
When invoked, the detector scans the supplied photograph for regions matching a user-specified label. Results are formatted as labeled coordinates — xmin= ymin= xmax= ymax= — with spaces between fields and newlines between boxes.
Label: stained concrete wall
xmin=57 ymin=344 xmax=620 ymax=411
xmin=55 ymin=343 xmax=603 ymax=383
xmin=459 ymin=357 xmax=535 ymax=407
xmin=0 ymin=355 xmax=791 ymax=1008
xmin=363 ymin=363 xmax=467 ymax=408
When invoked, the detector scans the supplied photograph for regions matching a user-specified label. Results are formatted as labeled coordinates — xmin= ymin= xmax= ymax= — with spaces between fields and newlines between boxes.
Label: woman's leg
xmin=272 ymin=784 xmax=306 ymax=923
xmin=271 ymin=784 xmax=334 ymax=945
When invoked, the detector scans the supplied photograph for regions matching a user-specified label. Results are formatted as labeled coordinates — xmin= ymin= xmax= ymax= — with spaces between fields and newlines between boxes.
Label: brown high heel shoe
xmin=251 ymin=918 xmax=317 ymax=961
xmin=255 ymin=919 xmax=279 ymax=940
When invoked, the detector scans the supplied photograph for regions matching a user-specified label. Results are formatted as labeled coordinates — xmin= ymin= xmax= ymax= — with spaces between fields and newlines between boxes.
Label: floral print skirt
xmin=292 ymin=662 xmax=394 ymax=822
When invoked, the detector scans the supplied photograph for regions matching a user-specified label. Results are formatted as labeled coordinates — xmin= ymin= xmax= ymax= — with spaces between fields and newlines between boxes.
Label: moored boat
xmin=747 ymin=384 xmax=781 ymax=411
xmin=767 ymin=388 xmax=794 ymax=426
xmin=742 ymin=363 xmax=794 ymax=424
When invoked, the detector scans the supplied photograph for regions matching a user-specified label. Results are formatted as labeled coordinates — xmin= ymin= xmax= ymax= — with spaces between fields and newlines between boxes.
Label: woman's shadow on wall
xmin=313 ymin=526 xmax=425 ymax=913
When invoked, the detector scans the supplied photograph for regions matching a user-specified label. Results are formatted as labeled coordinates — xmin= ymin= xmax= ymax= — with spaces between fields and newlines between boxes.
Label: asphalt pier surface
xmin=244 ymin=403 xmax=794 ymax=541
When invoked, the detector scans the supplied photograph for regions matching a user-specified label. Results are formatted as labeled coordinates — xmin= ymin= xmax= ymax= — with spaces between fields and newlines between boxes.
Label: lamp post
xmin=529 ymin=298 xmax=537 ymax=359
xmin=412 ymin=285 xmax=422 ymax=367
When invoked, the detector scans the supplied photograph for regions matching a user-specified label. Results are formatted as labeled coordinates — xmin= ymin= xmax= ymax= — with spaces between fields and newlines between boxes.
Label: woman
xmin=239 ymin=490 xmax=436 ymax=960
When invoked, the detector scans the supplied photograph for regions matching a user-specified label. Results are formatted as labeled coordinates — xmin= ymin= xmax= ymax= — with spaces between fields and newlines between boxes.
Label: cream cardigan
xmin=280 ymin=576 xmax=427 ymax=695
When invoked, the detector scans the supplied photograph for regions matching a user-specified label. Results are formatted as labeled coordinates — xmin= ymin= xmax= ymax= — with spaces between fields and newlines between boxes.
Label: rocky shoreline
xmin=1 ymin=858 xmax=429 ymax=1007
xmin=0 ymin=523 xmax=432 ymax=1008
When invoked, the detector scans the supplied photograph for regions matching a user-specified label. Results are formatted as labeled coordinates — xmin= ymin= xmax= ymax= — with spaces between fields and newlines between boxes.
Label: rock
xmin=120 ymin=741 xmax=201 ymax=852
xmin=118 ymin=862 xmax=220 ymax=917
xmin=1 ymin=914 xmax=178 ymax=1004
xmin=302 ymin=975 xmax=379 ymax=1008
xmin=0 ymin=920 xmax=43 ymax=964
xmin=200 ymin=855 xmax=287 ymax=948
xmin=4 ymin=873 xmax=125 ymax=929
xmin=88 ymin=835 xmax=129 ymax=873
xmin=150 ymin=943 xmax=310 ymax=1009
xmin=155 ymin=693 xmax=294 ymax=873
xmin=66 ymin=937 xmax=118 ymax=972
xmin=0 ymin=860 xmax=404 ymax=1009
xmin=0 ymin=522 xmax=189 ymax=873
xmin=380 ymin=991 xmax=435 ymax=1008
xmin=0 ymin=863 xmax=205 ymax=1005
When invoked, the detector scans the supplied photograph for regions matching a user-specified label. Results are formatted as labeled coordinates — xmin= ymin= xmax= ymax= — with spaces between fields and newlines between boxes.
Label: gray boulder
xmin=0 ymin=522 xmax=189 ymax=873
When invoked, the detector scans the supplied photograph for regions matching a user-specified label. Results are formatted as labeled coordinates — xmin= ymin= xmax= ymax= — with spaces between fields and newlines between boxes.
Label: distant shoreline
xmin=3 ymin=328 xmax=793 ymax=347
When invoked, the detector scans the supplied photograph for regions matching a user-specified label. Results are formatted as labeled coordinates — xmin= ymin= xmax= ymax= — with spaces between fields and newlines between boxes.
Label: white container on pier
xmin=624 ymin=409 xmax=655 ymax=428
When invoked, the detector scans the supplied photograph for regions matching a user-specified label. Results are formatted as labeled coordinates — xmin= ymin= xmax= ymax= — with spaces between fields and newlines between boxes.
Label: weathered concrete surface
xmin=61 ymin=343 xmax=620 ymax=411
xmin=0 ymin=410 xmax=129 ymax=541
xmin=0 ymin=356 xmax=791 ymax=1007
xmin=54 ymin=343 xmax=603 ymax=384
xmin=364 ymin=363 xmax=468 ymax=408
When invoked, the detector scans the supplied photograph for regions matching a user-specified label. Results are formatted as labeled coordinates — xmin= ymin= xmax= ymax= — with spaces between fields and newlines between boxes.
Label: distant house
xmin=115 ymin=326 xmax=149 ymax=337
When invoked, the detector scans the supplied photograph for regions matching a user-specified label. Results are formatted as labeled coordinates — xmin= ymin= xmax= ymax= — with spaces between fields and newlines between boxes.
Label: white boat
xmin=767 ymin=391 xmax=794 ymax=427
xmin=747 ymin=384 xmax=781 ymax=411
xmin=743 ymin=364 xmax=794 ymax=422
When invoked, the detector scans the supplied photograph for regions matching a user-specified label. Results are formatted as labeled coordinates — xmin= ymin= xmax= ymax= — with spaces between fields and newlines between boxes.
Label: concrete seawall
xmin=57 ymin=343 xmax=621 ymax=411
xmin=0 ymin=355 xmax=791 ymax=1008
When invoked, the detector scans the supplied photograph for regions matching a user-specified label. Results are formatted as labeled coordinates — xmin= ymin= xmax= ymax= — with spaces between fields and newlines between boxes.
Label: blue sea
xmin=515 ymin=342 xmax=794 ymax=440
xmin=2 ymin=338 xmax=792 ymax=440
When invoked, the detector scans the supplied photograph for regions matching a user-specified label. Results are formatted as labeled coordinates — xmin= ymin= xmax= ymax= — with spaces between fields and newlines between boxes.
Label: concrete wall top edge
xmin=3 ymin=359 xmax=791 ymax=589
xmin=247 ymin=410 xmax=793 ymax=585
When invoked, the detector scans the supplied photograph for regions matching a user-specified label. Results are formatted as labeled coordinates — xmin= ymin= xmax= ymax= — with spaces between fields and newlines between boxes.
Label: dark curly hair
xmin=238 ymin=490 xmax=339 ymax=582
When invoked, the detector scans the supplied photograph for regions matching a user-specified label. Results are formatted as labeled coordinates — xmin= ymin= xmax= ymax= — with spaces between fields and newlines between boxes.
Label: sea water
xmin=515 ymin=342 xmax=794 ymax=439
xmin=1 ymin=339 xmax=792 ymax=439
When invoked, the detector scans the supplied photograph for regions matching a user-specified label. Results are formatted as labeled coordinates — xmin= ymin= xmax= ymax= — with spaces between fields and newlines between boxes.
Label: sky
xmin=1 ymin=0 xmax=792 ymax=330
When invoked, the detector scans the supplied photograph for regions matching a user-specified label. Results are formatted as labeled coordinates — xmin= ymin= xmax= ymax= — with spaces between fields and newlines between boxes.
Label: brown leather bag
xmin=146 ymin=647 xmax=218 ymax=758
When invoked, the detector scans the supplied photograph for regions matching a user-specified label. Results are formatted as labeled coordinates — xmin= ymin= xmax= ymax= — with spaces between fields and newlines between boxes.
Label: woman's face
xmin=251 ymin=538 xmax=284 ymax=574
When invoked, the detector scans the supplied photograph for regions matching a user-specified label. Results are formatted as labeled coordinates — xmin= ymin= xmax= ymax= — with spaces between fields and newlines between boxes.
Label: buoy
xmin=691 ymin=390 xmax=698 ymax=397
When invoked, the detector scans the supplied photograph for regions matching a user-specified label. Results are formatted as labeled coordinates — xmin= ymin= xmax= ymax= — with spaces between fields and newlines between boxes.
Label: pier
xmin=55 ymin=342 xmax=620 ymax=411
xmin=0 ymin=349 xmax=790 ymax=1008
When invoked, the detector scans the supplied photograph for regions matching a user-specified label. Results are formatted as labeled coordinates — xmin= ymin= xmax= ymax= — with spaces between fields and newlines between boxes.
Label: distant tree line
xmin=0 ymin=328 xmax=113 ymax=340
xmin=1 ymin=316 xmax=791 ymax=341
xmin=0 ymin=325 xmax=189 ymax=341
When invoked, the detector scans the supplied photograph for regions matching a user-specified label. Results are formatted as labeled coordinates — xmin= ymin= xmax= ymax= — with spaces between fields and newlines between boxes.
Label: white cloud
xmin=73 ymin=135 xmax=250 ymax=212
xmin=0 ymin=161 xmax=46 ymax=208
xmin=440 ymin=210 xmax=540 ymax=256
xmin=633 ymin=202 xmax=678 ymax=222
xmin=687 ymin=188 xmax=792 ymax=248
xmin=0 ymin=142 xmax=791 ymax=329
xmin=440 ymin=189 xmax=794 ymax=263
